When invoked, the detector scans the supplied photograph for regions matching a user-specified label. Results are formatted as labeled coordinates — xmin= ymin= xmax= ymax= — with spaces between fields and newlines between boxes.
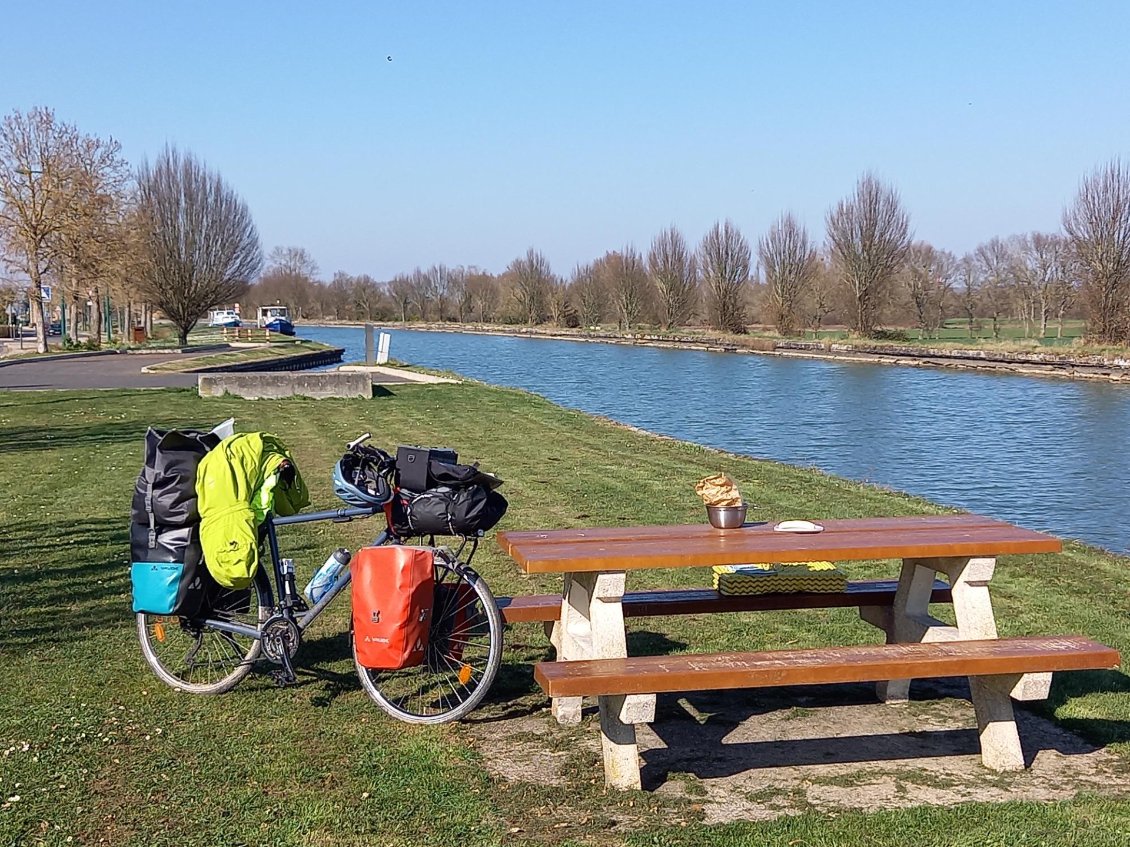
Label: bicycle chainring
xmin=261 ymin=615 xmax=302 ymax=664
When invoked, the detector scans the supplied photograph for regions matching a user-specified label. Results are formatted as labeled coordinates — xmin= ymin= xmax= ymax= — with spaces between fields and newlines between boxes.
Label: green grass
xmin=0 ymin=385 xmax=1128 ymax=846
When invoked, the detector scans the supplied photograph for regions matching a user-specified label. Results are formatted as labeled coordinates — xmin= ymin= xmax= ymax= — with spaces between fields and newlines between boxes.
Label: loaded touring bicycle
xmin=131 ymin=429 xmax=507 ymax=724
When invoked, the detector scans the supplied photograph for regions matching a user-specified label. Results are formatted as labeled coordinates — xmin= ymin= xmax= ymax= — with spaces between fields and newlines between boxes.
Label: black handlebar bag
xmin=391 ymin=456 xmax=507 ymax=538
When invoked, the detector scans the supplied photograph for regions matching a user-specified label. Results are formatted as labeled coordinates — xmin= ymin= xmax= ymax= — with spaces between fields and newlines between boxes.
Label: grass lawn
xmin=0 ymin=384 xmax=1128 ymax=846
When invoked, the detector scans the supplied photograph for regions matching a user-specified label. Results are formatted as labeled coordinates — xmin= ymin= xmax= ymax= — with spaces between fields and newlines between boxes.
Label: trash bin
xmin=132 ymin=326 xmax=147 ymax=344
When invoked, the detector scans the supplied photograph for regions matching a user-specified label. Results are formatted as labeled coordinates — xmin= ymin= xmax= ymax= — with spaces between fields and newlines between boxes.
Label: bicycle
xmin=136 ymin=433 xmax=504 ymax=724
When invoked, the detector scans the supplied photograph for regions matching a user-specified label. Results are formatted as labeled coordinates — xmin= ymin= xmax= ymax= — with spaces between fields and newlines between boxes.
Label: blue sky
xmin=5 ymin=1 xmax=1128 ymax=279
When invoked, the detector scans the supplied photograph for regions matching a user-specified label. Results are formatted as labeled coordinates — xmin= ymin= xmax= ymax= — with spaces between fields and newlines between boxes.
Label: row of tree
xmin=238 ymin=165 xmax=1130 ymax=345
xmin=0 ymin=107 xmax=261 ymax=350
xmin=3 ymin=105 xmax=1129 ymax=349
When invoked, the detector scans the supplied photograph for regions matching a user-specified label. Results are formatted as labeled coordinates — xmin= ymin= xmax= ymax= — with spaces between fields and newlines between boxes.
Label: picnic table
xmin=497 ymin=513 xmax=1119 ymax=790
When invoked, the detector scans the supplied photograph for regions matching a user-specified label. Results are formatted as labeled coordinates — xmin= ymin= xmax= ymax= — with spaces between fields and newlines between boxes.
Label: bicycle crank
xmin=261 ymin=615 xmax=302 ymax=664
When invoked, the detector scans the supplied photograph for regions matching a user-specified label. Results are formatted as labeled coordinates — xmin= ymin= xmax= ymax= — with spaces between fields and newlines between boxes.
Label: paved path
xmin=0 ymin=353 xmax=425 ymax=391
xmin=0 ymin=353 xmax=199 ymax=390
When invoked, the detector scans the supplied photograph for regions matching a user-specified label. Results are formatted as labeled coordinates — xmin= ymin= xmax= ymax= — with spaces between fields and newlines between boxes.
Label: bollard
xmin=377 ymin=331 xmax=391 ymax=364
xmin=365 ymin=324 xmax=375 ymax=365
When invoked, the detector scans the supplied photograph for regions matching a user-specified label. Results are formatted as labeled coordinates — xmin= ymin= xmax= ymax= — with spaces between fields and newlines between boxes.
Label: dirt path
xmin=474 ymin=680 xmax=1130 ymax=824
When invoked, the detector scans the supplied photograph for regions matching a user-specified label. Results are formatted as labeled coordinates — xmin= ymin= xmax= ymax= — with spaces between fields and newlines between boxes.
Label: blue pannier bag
xmin=131 ymin=562 xmax=185 ymax=614
xmin=129 ymin=522 xmax=214 ymax=616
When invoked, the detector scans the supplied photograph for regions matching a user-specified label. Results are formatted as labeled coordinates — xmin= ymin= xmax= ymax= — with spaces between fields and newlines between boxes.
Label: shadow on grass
xmin=639 ymin=672 xmax=1130 ymax=789
xmin=0 ymin=420 xmax=148 ymax=454
xmin=1 ymin=516 xmax=132 ymax=648
xmin=1045 ymin=669 xmax=1130 ymax=748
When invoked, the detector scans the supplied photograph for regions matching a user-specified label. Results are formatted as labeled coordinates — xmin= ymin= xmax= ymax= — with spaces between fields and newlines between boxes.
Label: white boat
xmin=207 ymin=309 xmax=241 ymax=328
xmin=257 ymin=304 xmax=295 ymax=336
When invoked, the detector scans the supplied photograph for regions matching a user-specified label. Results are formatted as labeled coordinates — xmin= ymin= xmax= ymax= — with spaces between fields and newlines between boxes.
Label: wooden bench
xmin=497 ymin=578 xmax=953 ymax=624
xmin=534 ymin=635 xmax=1120 ymax=775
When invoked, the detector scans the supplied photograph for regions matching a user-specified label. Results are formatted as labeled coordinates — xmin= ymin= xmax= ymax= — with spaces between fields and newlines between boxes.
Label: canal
xmin=304 ymin=325 xmax=1130 ymax=554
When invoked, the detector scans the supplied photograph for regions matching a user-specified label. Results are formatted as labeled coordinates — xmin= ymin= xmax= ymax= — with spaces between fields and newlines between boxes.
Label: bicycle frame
xmin=201 ymin=505 xmax=389 ymax=641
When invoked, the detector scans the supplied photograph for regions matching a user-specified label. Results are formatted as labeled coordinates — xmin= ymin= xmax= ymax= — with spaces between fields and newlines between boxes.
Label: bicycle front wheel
xmin=355 ymin=554 xmax=503 ymax=724
xmin=137 ymin=567 xmax=272 ymax=694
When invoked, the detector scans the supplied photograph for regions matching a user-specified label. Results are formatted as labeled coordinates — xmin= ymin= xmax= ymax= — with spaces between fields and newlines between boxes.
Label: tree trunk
xmin=91 ymin=288 xmax=103 ymax=348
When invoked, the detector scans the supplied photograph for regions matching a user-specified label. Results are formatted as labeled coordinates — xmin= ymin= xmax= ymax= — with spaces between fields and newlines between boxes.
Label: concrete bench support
xmin=198 ymin=372 xmax=371 ymax=399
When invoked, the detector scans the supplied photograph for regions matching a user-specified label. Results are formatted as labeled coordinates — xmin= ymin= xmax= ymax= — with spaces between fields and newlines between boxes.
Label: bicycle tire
xmin=137 ymin=567 xmax=273 ymax=694
xmin=354 ymin=553 xmax=503 ymax=724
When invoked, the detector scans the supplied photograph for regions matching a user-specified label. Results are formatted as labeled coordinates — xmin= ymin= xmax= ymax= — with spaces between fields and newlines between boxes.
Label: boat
xmin=207 ymin=309 xmax=241 ymax=328
xmin=257 ymin=304 xmax=296 ymax=336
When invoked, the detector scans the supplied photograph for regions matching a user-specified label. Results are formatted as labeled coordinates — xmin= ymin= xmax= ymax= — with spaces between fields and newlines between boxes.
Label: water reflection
xmin=305 ymin=326 xmax=1130 ymax=553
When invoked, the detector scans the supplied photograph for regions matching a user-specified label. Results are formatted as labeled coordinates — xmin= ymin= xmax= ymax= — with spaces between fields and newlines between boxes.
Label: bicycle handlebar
xmin=347 ymin=432 xmax=372 ymax=450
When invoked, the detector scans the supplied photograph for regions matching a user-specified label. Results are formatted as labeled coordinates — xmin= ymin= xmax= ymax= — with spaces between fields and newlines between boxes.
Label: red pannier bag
xmin=352 ymin=545 xmax=435 ymax=670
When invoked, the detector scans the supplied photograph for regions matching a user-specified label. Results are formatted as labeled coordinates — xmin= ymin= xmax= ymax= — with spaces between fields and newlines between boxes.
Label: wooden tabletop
xmin=496 ymin=513 xmax=1062 ymax=574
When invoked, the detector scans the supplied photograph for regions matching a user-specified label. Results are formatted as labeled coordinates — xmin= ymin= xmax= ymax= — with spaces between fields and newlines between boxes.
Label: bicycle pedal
xmin=270 ymin=669 xmax=297 ymax=687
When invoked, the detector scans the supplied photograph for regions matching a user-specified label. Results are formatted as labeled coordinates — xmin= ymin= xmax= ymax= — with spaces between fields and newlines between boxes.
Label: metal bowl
xmin=706 ymin=503 xmax=748 ymax=529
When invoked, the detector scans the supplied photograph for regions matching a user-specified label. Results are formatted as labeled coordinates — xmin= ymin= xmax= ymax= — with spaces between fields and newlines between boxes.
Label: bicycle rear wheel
xmin=355 ymin=553 xmax=503 ymax=724
xmin=137 ymin=567 xmax=272 ymax=694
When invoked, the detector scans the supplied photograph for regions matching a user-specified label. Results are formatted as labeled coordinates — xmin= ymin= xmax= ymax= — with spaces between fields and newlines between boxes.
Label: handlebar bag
xmin=352 ymin=545 xmax=435 ymax=670
xmin=392 ymin=484 xmax=508 ymax=538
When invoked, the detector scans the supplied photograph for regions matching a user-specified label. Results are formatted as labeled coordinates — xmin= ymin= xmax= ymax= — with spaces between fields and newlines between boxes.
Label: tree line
xmin=239 ymin=166 xmax=1130 ymax=346
xmin=3 ymin=105 xmax=1129 ymax=350
xmin=0 ymin=107 xmax=259 ymax=350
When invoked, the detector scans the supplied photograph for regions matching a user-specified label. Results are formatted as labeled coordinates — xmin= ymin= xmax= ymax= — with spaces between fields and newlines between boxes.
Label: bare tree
xmin=505 ymin=248 xmax=552 ymax=324
xmin=545 ymin=274 xmax=571 ymax=325
xmin=54 ymin=130 xmax=132 ymax=346
xmin=596 ymin=247 xmax=649 ymax=329
xmin=569 ymin=262 xmax=607 ymax=327
xmin=465 ymin=270 xmax=499 ymax=323
xmin=408 ymin=267 xmax=434 ymax=321
xmin=387 ymin=274 xmax=414 ymax=322
xmin=803 ymin=256 xmax=838 ymax=333
xmin=426 ymin=263 xmax=453 ymax=320
xmin=902 ymin=242 xmax=955 ymax=339
xmin=135 ymin=146 xmax=262 ymax=345
xmin=1014 ymin=232 xmax=1069 ymax=338
xmin=352 ymin=275 xmax=384 ymax=320
xmin=974 ymin=237 xmax=1014 ymax=340
xmin=699 ymin=220 xmax=751 ymax=333
xmin=758 ymin=213 xmax=817 ymax=335
xmin=647 ymin=226 xmax=697 ymax=329
xmin=448 ymin=266 xmax=470 ymax=322
xmin=956 ymin=253 xmax=980 ymax=337
xmin=256 ymin=245 xmax=319 ymax=319
xmin=0 ymin=107 xmax=81 ymax=352
xmin=1052 ymin=249 xmax=1079 ymax=338
xmin=826 ymin=173 xmax=911 ymax=337
xmin=1063 ymin=159 xmax=1130 ymax=343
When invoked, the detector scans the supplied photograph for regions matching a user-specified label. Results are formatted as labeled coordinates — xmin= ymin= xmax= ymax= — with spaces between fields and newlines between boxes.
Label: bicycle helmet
xmin=333 ymin=452 xmax=393 ymax=507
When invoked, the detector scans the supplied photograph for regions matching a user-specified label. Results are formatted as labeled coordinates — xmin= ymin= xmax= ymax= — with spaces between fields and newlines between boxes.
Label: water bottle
xmin=304 ymin=548 xmax=352 ymax=604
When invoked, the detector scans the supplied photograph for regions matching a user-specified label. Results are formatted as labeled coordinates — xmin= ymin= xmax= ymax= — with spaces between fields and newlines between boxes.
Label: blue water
xmin=305 ymin=325 xmax=1130 ymax=554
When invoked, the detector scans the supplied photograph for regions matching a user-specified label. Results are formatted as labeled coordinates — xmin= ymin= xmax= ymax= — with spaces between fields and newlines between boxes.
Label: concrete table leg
xmin=551 ymin=570 xmax=655 ymax=790
xmin=878 ymin=557 xmax=959 ymax=702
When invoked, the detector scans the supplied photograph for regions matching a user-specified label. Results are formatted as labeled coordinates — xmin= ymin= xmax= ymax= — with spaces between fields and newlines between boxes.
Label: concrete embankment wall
xmin=198 ymin=371 xmax=371 ymax=399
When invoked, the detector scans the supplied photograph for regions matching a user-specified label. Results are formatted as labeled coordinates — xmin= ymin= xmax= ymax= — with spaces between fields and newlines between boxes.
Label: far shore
xmin=303 ymin=321 xmax=1130 ymax=383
